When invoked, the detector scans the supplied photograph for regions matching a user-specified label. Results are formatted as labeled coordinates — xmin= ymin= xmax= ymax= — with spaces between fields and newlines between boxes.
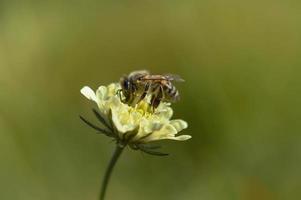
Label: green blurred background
xmin=1 ymin=1 xmax=300 ymax=199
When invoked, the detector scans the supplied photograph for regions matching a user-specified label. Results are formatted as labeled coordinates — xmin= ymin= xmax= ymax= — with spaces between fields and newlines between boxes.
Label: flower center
xmin=129 ymin=100 xmax=153 ymax=116
xmin=118 ymin=89 xmax=156 ymax=115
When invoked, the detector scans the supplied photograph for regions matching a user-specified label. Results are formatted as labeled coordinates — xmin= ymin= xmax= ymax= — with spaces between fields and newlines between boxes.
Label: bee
xmin=119 ymin=70 xmax=184 ymax=109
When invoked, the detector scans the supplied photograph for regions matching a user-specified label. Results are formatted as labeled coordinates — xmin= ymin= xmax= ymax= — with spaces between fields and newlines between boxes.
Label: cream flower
xmin=80 ymin=83 xmax=190 ymax=155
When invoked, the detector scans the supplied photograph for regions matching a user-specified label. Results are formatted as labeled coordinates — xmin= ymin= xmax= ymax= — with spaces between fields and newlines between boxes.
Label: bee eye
xmin=123 ymin=80 xmax=130 ymax=90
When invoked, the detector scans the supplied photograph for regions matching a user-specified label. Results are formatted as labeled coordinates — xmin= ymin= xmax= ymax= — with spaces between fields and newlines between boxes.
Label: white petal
xmin=96 ymin=86 xmax=108 ymax=101
xmin=140 ymin=124 xmax=177 ymax=142
xmin=168 ymin=135 xmax=192 ymax=141
xmin=81 ymin=86 xmax=97 ymax=102
xmin=107 ymin=83 xmax=120 ymax=96
xmin=111 ymin=104 xmax=138 ymax=134
xmin=170 ymin=120 xmax=188 ymax=132
xmin=156 ymin=103 xmax=173 ymax=120
xmin=132 ymin=118 xmax=163 ymax=141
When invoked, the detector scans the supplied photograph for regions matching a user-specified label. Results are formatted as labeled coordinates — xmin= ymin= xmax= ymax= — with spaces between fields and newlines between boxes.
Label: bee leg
xmin=152 ymin=96 xmax=161 ymax=110
xmin=150 ymin=96 xmax=156 ymax=112
xmin=138 ymin=83 xmax=150 ymax=103
xmin=118 ymin=89 xmax=132 ymax=104
xmin=128 ymin=84 xmax=138 ymax=106
xmin=151 ymin=86 xmax=163 ymax=110
xmin=116 ymin=89 xmax=124 ymax=102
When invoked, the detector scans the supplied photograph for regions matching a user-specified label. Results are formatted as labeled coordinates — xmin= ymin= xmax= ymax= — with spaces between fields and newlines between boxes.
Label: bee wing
xmin=164 ymin=74 xmax=185 ymax=82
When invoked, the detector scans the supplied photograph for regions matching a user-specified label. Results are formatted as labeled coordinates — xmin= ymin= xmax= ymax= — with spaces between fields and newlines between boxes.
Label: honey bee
xmin=119 ymin=70 xmax=184 ymax=109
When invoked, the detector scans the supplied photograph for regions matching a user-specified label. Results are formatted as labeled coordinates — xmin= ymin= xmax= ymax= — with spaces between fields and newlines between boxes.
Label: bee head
xmin=120 ymin=76 xmax=131 ymax=91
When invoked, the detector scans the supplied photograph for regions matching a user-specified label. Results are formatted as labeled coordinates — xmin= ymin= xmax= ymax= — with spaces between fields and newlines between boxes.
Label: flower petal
xmin=156 ymin=103 xmax=173 ymax=120
xmin=111 ymin=101 xmax=140 ymax=134
xmin=140 ymin=124 xmax=177 ymax=142
xmin=107 ymin=83 xmax=120 ymax=96
xmin=167 ymin=135 xmax=191 ymax=141
xmin=96 ymin=86 xmax=108 ymax=101
xmin=170 ymin=120 xmax=188 ymax=132
xmin=131 ymin=118 xmax=163 ymax=142
xmin=81 ymin=86 xmax=97 ymax=102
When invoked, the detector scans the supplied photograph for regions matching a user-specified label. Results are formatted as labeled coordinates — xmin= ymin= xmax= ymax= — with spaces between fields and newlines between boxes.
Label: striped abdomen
xmin=162 ymin=81 xmax=180 ymax=102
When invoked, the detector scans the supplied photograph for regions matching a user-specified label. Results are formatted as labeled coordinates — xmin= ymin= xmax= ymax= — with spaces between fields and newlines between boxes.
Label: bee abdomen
xmin=163 ymin=83 xmax=179 ymax=101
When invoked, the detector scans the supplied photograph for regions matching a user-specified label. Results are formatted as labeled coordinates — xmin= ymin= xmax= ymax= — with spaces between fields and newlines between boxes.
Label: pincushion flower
xmin=80 ymin=72 xmax=190 ymax=200
xmin=81 ymin=83 xmax=190 ymax=145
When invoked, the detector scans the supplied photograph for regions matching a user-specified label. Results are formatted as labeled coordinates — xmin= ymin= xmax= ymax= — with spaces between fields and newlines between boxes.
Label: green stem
xmin=100 ymin=145 xmax=124 ymax=200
